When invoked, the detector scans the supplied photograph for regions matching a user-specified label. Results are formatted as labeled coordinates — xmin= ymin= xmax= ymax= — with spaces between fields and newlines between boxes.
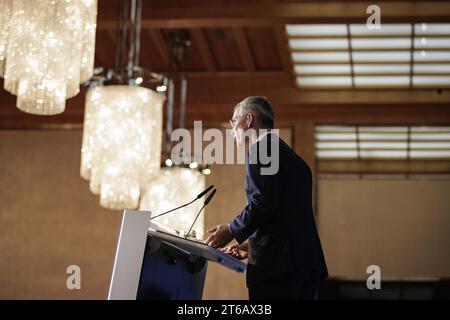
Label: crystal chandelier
xmin=0 ymin=0 xmax=97 ymax=115
xmin=81 ymin=85 xmax=164 ymax=210
xmin=80 ymin=0 xmax=165 ymax=210
xmin=0 ymin=0 xmax=11 ymax=76
xmin=139 ymin=31 xmax=210 ymax=240
xmin=139 ymin=167 xmax=206 ymax=239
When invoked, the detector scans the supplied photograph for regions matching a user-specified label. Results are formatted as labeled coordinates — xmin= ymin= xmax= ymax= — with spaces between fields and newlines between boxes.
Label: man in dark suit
xmin=205 ymin=96 xmax=328 ymax=300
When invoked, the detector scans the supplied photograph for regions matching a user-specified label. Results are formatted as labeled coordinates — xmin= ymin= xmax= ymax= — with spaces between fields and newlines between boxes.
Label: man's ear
xmin=246 ymin=113 xmax=253 ymax=129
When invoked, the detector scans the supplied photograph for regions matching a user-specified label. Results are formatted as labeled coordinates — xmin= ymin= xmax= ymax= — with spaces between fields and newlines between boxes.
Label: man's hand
xmin=220 ymin=242 xmax=249 ymax=260
xmin=205 ymin=223 xmax=234 ymax=248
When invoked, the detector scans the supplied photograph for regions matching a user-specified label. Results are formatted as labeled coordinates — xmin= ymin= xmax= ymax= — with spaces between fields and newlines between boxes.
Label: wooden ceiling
xmin=94 ymin=26 xmax=285 ymax=74
xmin=1 ymin=0 xmax=450 ymax=128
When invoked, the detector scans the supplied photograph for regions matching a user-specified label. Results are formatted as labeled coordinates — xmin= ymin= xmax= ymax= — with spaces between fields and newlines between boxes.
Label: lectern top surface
xmin=153 ymin=229 xmax=206 ymax=245
xmin=147 ymin=228 xmax=247 ymax=273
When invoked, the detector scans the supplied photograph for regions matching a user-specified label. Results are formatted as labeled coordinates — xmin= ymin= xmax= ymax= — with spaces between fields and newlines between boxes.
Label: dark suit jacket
xmin=229 ymin=133 xmax=328 ymax=288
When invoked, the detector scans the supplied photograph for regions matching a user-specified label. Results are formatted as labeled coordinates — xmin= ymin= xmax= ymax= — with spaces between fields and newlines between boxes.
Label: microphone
xmin=204 ymin=188 xmax=216 ymax=205
xmin=196 ymin=185 xmax=214 ymax=199
xmin=150 ymin=185 xmax=214 ymax=220
xmin=184 ymin=188 xmax=217 ymax=239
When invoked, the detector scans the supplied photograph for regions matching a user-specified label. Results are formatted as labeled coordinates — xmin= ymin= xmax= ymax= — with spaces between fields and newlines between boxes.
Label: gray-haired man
xmin=206 ymin=96 xmax=328 ymax=300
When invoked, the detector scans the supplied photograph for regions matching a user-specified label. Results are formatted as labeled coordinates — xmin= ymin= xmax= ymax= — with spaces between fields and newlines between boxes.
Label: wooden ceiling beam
xmin=1 ymin=75 xmax=450 ymax=107
xmin=185 ymin=74 xmax=450 ymax=105
xmin=184 ymin=103 xmax=450 ymax=127
xmin=273 ymin=25 xmax=292 ymax=72
xmin=191 ymin=28 xmax=217 ymax=73
xmin=233 ymin=28 xmax=255 ymax=72
xmin=2 ymin=103 xmax=450 ymax=129
xmin=148 ymin=29 xmax=169 ymax=68
xmin=2 ymin=74 xmax=450 ymax=108
xmin=97 ymin=0 xmax=450 ymax=29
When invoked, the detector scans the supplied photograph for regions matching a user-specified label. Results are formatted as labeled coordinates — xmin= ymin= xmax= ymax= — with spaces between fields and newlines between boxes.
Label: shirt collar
xmin=253 ymin=130 xmax=272 ymax=146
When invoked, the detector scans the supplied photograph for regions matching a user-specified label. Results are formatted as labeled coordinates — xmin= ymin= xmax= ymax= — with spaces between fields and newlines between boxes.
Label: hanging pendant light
xmin=81 ymin=85 xmax=164 ymax=210
xmin=0 ymin=0 xmax=12 ymax=77
xmin=139 ymin=31 xmax=210 ymax=239
xmin=139 ymin=167 xmax=206 ymax=239
xmin=1 ymin=0 xmax=97 ymax=115
xmin=81 ymin=0 xmax=165 ymax=210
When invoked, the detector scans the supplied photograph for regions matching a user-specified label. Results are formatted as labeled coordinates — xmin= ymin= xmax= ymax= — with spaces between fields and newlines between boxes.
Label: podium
xmin=108 ymin=210 xmax=246 ymax=300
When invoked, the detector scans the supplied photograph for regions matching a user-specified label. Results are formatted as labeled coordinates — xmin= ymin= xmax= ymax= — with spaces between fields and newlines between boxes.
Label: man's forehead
xmin=232 ymin=103 xmax=241 ymax=116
